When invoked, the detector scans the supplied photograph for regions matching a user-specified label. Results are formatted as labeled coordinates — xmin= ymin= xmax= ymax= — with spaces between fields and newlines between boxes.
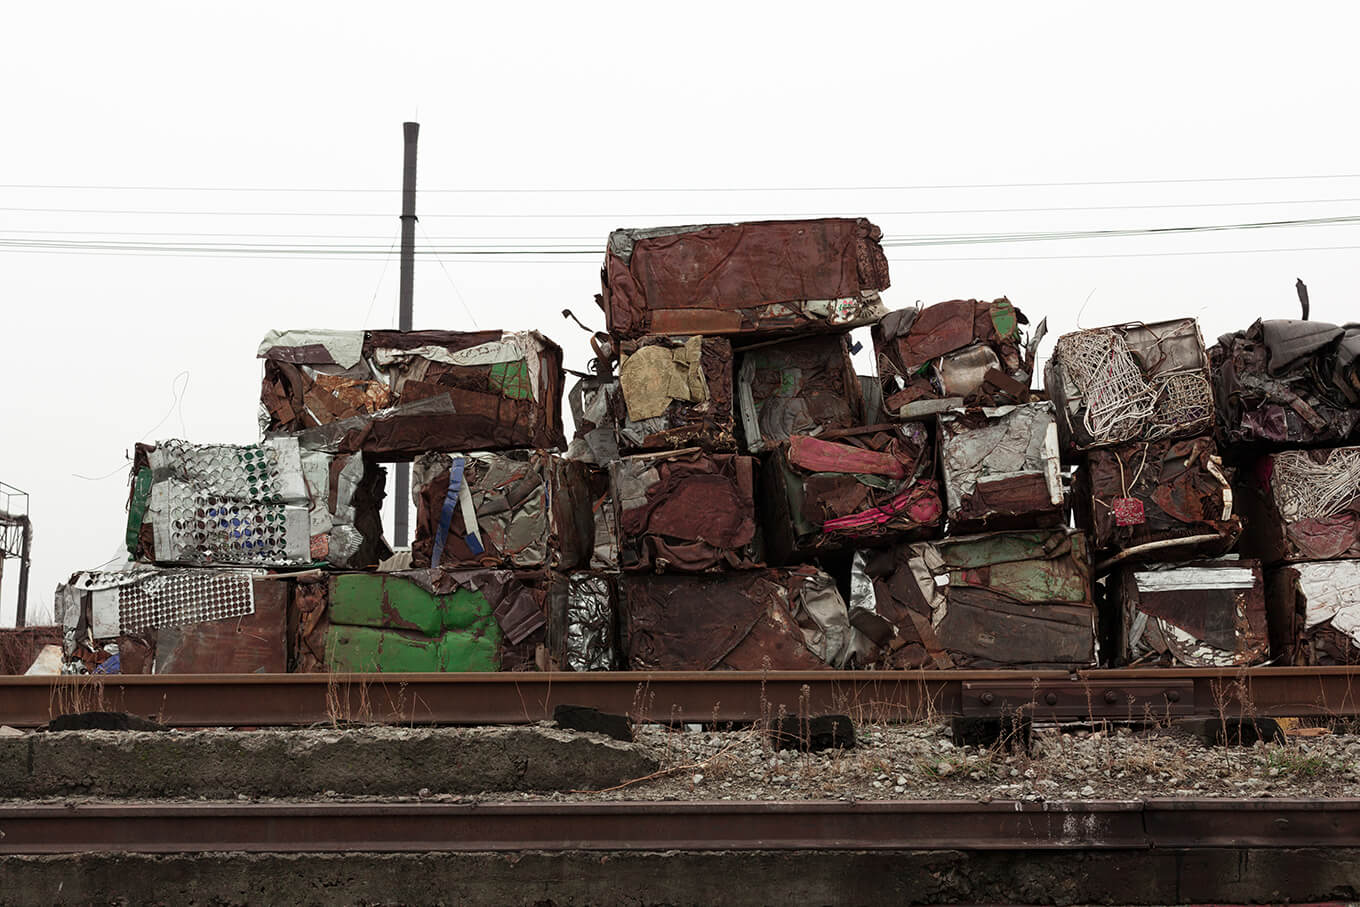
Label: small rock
xmin=936 ymin=761 xmax=955 ymax=777
xmin=692 ymin=774 xmax=704 ymax=785
xmin=418 ymin=787 xmax=431 ymax=798
xmin=0 ymin=726 xmax=23 ymax=738
xmin=1079 ymin=785 xmax=1095 ymax=797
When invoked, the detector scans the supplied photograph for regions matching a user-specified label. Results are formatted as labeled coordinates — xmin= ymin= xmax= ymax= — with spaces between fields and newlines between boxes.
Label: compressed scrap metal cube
xmin=55 ymin=567 xmax=285 ymax=674
xmin=128 ymin=438 xmax=312 ymax=568
xmin=872 ymin=298 xmax=1043 ymax=418
xmin=1238 ymin=446 xmax=1360 ymax=563
xmin=566 ymin=373 xmax=622 ymax=465
xmin=937 ymin=403 xmax=1064 ymax=532
xmin=615 ymin=335 xmax=737 ymax=452
xmin=760 ymin=424 xmax=942 ymax=564
xmin=258 ymin=328 xmax=567 ymax=455
xmin=1211 ymin=318 xmax=1360 ymax=447
xmin=612 ymin=449 xmax=761 ymax=572
xmin=547 ymin=572 xmax=619 ymax=671
xmin=1045 ymin=318 xmax=1214 ymax=457
xmin=598 ymin=218 xmax=890 ymax=340
xmin=1266 ymin=561 xmax=1360 ymax=665
xmin=736 ymin=333 xmax=865 ymax=454
xmin=849 ymin=529 xmax=1096 ymax=669
xmin=1111 ymin=559 xmax=1268 ymax=667
xmin=1076 ymin=436 xmax=1239 ymax=562
xmin=619 ymin=566 xmax=871 ymax=670
xmin=294 ymin=569 xmax=548 ymax=673
xmin=411 ymin=450 xmax=591 ymax=571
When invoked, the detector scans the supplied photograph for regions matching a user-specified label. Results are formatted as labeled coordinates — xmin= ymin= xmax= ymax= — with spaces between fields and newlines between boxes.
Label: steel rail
xmin=4 ymin=667 xmax=1360 ymax=728
xmin=1 ymin=799 xmax=1358 ymax=854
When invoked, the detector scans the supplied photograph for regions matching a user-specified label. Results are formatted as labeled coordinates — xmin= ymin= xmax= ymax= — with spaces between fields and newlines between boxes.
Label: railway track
xmin=2 ymin=798 xmax=1357 ymax=854
xmin=4 ymin=666 xmax=1360 ymax=727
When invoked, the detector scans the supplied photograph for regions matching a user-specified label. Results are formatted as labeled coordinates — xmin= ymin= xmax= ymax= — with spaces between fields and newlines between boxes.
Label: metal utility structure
xmin=0 ymin=482 xmax=32 ymax=627
xmin=393 ymin=121 xmax=419 ymax=548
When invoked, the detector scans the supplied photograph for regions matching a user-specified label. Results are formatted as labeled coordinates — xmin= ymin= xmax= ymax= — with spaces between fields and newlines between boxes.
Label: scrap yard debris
xmin=14 ymin=215 xmax=1359 ymax=678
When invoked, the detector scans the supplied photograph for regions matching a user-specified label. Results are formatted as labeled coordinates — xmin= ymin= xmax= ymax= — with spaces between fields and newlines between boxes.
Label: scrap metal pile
xmin=45 ymin=216 xmax=1360 ymax=675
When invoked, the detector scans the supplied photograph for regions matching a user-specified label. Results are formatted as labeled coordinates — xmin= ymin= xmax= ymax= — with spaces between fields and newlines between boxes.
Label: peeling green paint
xmin=330 ymin=574 xmax=495 ymax=636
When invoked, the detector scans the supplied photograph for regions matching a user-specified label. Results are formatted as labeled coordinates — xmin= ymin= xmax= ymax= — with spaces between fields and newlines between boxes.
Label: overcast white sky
xmin=4 ymin=2 xmax=1360 ymax=625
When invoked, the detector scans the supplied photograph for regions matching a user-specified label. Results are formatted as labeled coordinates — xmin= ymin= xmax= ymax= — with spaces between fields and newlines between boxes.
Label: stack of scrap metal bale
xmin=1212 ymin=316 xmax=1360 ymax=665
xmin=1046 ymin=320 xmax=1264 ymax=668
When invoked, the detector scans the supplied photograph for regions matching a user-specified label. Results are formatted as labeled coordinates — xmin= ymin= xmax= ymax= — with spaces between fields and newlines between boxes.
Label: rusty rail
xmin=4 ymin=667 xmax=1360 ymax=728
xmin=1 ymin=799 xmax=1357 ymax=854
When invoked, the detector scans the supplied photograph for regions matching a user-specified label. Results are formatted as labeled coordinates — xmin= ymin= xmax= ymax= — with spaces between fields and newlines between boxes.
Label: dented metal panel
xmin=1267 ymin=560 xmax=1360 ymax=665
xmin=937 ymin=403 xmax=1064 ymax=532
xmin=1078 ymin=437 xmax=1239 ymax=560
xmin=761 ymin=423 xmax=942 ymax=563
xmin=259 ymin=329 xmax=566 ymax=454
xmin=1211 ymin=318 xmax=1360 ymax=446
xmin=873 ymin=298 xmax=1043 ymax=417
xmin=616 ymin=335 xmax=737 ymax=452
xmin=1046 ymin=318 xmax=1214 ymax=456
xmin=736 ymin=333 xmax=865 ymax=454
xmin=850 ymin=529 xmax=1095 ymax=669
xmin=612 ymin=449 xmax=760 ymax=573
xmin=1239 ymin=446 xmax=1360 ymax=563
xmin=599 ymin=218 xmax=890 ymax=340
xmin=548 ymin=572 xmax=619 ymax=671
xmin=154 ymin=577 xmax=289 ymax=674
xmin=619 ymin=567 xmax=869 ymax=670
xmin=1113 ymin=559 xmax=1268 ymax=667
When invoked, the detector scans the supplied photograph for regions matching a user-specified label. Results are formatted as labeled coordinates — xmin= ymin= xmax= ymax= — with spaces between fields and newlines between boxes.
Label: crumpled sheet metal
xmin=849 ymin=529 xmax=1095 ymax=669
xmin=295 ymin=568 xmax=550 ymax=673
xmin=566 ymin=375 xmax=622 ymax=465
xmin=1078 ymin=437 xmax=1239 ymax=559
xmin=737 ymin=333 xmax=865 ymax=454
xmin=619 ymin=566 xmax=872 ymax=670
xmin=1211 ymin=318 xmax=1360 ymax=446
xmin=1239 ymin=446 xmax=1360 ymax=563
xmin=616 ymin=335 xmax=737 ymax=452
xmin=549 ymin=572 xmax=619 ymax=671
xmin=612 ymin=449 xmax=760 ymax=573
xmin=761 ymin=423 xmax=942 ymax=564
xmin=598 ymin=218 xmax=890 ymax=340
xmin=1267 ymin=560 xmax=1360 ymax=665
xmin=411 ymin=450 xmax=557 ymax=570
xmin=1113 ymin=559 xmax=1268 ymax=667
xmin=873 ymin=298 xmax=1044 ymax=417
xmin=1045 ymin=318 xmax=1215 ymax=457
xmin=134 ymin=438 xmax=311 ymax=568
xmin=297 ymin=450 xmax=391 ymax=569
xmin=260 ymin=328 xmax=566 ymax=455
xmin=937 ymin=403 xmax=1064 ymax=532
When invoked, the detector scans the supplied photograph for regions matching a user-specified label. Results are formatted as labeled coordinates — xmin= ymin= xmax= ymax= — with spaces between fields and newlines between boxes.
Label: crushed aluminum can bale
xmin=128 ymin=438 xmax=312 ymax=568
xmin=615 ymin=335 xmax=737 ymax=453
xmin=1238 ymin=446 xmax=1360 ymax=563
xmin=1111 ymin=558 xmax=1268 ymax=667
xmin=296 ymin=569 xmax=550 ymax=673
xmin=872 ymin=298 xmax=1044 ymax=417
xmin=619 ymin=566 xmax=873 ymax=670
xmin=597 ymin=218 xmax=889 ymax=340
xmin=849 ymin=529 xmax=1096 ymax=670
xmin=1267 ymin=560 xmax=1360 ymax=665
xmin=1076 ymin=436 xmax=1239 ymax=561
xmin=611 ymin=449 xmax=761 ymax=573
xmin=1046 ymin=318 xmax=1215 ymax=457
xmin=736 ymin=333 xmax=865 ymax=454
xmin=411 ymin=450 xmax=592 ymax=572
xmin=1211 ymin=318 xmax=1360 ymax=447
xmin=760 ymin=423 xmax=942 ymax=565
xmin=259 ymin=329 xmax=567 ymax=455
xmin=937 ymin=402 xmax=1065 ymax=532
xmin=548 ymin=572 xmax=619 ymax=672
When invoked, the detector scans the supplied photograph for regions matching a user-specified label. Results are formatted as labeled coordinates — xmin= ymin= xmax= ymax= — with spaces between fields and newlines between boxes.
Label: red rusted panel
xmin=599 ymin=219 xmax=889 ymax=340
xmin=851 ymin=529 xmax=1095 ymax=669
xmin=1078 ymin=437 xmax=1239 ymax=560
xmin=154 ymin=578 xmax=289 ymax=674
xmin=1239 ymin=447 xmax=1360 ymax=563
xmin=615 ymin=335 xmax=737 ymax=453
xmin=761 ymin=424 xmax=941 ymax=564
xmin=1112 ymin=560 xmax=1268 ymax=667
xmin=737 ymin=333 xmax=865 ymax=453
xmin=1046 ymin=318 xmax=1213 ymax=457
xmin=1211 ymin=318 xmax=1360 ymax=446
xmin=612 ymin=450 xmax=760 ymax=573
xmin=873 ymin=298 xmax=1040 ymax=417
